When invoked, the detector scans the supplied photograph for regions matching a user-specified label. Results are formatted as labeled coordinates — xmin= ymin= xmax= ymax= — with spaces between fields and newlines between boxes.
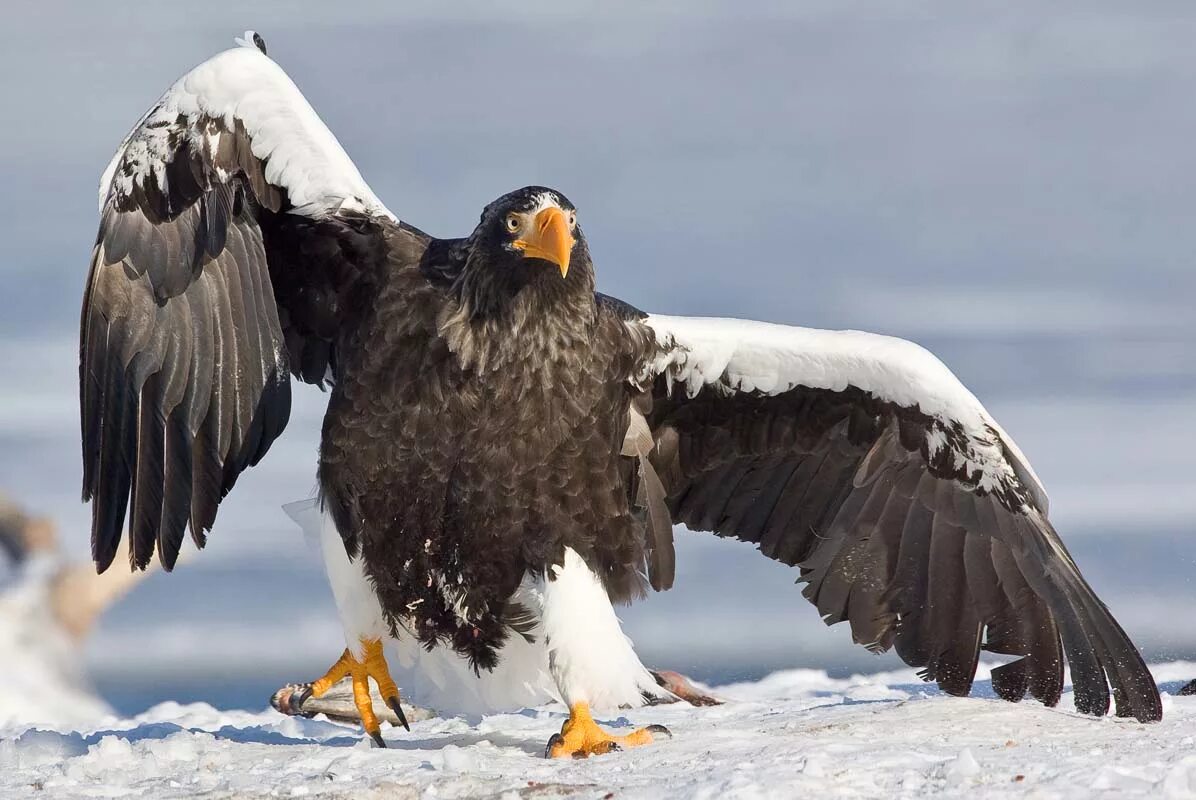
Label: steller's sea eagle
xmin=79 ymin=33 xmax=1162 ymax=756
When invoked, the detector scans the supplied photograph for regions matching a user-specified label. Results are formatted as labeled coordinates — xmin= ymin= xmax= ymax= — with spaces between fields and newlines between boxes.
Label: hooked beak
xmin=513 ymin=207 xmax=573 ymax=277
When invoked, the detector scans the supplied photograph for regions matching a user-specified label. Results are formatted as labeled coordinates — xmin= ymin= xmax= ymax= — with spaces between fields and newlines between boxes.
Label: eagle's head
xmin=477 ymin=186 xmax=579 ymax=279
xmin=442 ymin=186 xmax=594 ymax=322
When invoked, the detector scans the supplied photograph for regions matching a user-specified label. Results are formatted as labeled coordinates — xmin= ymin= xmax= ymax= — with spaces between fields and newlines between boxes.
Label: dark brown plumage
xmin=637 ymin=380 xmax=1154 ymax=717
xmin=316 ymin=188 xmax=658 ymax=669
xmin=80 ymin=38 xmax=1162 ymax=730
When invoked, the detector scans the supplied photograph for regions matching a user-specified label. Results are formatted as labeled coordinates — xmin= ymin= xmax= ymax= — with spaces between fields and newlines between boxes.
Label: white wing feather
xmin=642 ymin=314 xmax=1049 ymax=512
xmin=99 ymin=41 xmax=395 ymax=221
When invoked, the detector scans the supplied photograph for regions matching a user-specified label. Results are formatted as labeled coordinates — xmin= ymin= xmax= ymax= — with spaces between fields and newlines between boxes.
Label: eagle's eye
xmin=566 ymin=211 xmax=577 ymax=229
xmin=505 ymin=213 xmax=521 ymax=233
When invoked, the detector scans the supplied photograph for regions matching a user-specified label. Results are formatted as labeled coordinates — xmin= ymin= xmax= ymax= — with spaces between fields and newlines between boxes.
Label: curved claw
xmin=387 ymin=697 xmax=411 ymax=732
xmin=297 ymin=640 xmax=410 ymax=744
xmin=545 ymin=733 xmax=565 ymax=759
xmin=645 ymin=724 xmax=672 ymax=738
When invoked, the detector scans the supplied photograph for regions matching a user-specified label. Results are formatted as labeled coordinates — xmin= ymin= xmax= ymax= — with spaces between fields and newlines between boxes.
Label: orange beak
xmin=513 ymin=207 xmax=573 ymax=277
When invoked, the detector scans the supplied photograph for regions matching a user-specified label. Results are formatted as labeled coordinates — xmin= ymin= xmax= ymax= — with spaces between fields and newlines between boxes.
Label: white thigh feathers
xmin=531 ymin=548 xmax=666 ymax=710
xmin=285 ymin=499 xmax=560 ymax=715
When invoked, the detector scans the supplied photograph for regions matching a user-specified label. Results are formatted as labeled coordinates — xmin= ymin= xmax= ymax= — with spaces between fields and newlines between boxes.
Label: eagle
xmin=80 ymin=33 xmax=1162 ymax=756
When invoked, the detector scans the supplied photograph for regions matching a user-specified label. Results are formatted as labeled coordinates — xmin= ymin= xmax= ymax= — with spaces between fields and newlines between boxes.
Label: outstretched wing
xmin=630 ymin=313 xmax=1161 ymax=722
xmin=81 ymin=36 xmax=412 ymax=573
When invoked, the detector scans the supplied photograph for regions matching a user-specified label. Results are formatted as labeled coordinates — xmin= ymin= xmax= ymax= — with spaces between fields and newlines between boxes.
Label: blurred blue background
xmin=0 ymin=1 xmax=1193 ymax=715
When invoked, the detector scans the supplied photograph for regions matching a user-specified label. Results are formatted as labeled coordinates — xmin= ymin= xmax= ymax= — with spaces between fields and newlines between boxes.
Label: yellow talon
xmin=305 ymin=638 xmax=409 ymax=746
xmin=546 ymin=702 xmax=670 ymax=758
xmin=309 ymin=648 xmax=353 ymax=698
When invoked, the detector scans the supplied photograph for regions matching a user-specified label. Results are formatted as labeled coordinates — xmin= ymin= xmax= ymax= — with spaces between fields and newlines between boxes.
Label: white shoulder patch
xmin=99 ymin=40 xmax=395 ymax=222
xmin=641 ymin=313 xmax=1048 ymax=511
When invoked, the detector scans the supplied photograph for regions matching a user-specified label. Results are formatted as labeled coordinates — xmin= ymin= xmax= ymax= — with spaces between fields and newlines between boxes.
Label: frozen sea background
xmin=1 ymin=1 xmax=1194 ymax=718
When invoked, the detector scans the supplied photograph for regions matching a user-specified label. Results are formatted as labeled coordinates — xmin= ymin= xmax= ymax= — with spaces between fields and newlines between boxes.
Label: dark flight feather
xmin=81 ymin=110 xmax=398 ymax=573
xmin=83 ymin=43 xmax=1159 ymax=726
xmin=636 ymin=346 xmax=1162 ymax=722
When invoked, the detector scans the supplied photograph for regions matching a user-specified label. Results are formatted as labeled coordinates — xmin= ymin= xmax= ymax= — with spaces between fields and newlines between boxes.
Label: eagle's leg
xmin=538 ymin=548 xmax=673 ymax=758
xmin=299 ymin=638 xmax=409 ymax=747
xmin=546 ymin=703 xmax=670 ymax=758
xmin=299 ymin=503 xmax=410 ymax=745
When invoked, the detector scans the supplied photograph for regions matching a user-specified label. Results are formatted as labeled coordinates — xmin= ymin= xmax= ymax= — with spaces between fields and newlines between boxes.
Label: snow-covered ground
xmin=3 ymin=663 xmax=1195 ymax=799
xmin=2 ymin=6 xmax=1196 ymax=799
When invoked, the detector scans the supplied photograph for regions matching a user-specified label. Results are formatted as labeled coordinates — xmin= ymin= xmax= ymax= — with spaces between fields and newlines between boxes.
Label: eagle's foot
xmin=545 ymin=702 xmax=671 ymax=758
xmin=298 ymin=638 xmax=409 ymax=747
